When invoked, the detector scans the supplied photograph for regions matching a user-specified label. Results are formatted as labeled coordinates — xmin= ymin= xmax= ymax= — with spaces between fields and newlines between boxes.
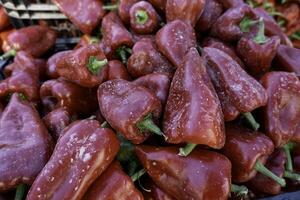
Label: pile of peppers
xmin=0 ymin=0 xmax=300 ymax=199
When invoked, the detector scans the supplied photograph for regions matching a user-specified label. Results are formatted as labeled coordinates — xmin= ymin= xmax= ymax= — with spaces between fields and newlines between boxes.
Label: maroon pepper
xmin=0 ymin=6 xmax=10 ymax=32
xmin=46 ymin=50 xmax=72 ymax=79
xmin=163 ymin=48 xmax=225 ymax=154
xmin=293 ymin=145 xmax=300 ymax=173
xmin=128 ymin=38 xmax=174 ymax=78
xmin=43 ymin=107 xmax=71 ymax=141
xmin=148 ymin=0 xmax=166 ymax=12
xmin=27 ymin=120 xmax=120 ymax=200
xmin=275 ymin=45 xmax=300 ymax=77
xmin=0 ymin=94 xmax=53 ymax=191
xmin=52 ymin=0 xmax=105 ymax=34
xmin=117 ymin=0 xmax=139 ymax=24
xmin=292 ymin=124 xmax=300 ymax=143
xmin=135 ymin=145 xmax=232 ymax=200
xmin=203 ymin=47 xmax=268 ymax=114
xmin=40 ymin=78 xmax=98 ymax=116
xmin=216 ymin=0 xmax=244 ymax=9
xmin=237 ymin=18 xmax=281 ymax=76
xmin=98 ymin=79 xmax=163 ymax=144
xmin=75 ymin=35 xmax=100 ymax=49
xmin=100 ymin=12 xmax=134 ymax=61
xmin=56 ymin=44 xmax=108 ymax=88
xmin=222 ymin=125 xmax=286 ymax=187
xmin=129 ymin=1 xmax=159 ymax=34
xmin=260 ymin=72 xmax=300 ymax=147
xmin=1 ymin=25 xmax=56 ymax=59
xmin=211 ymin=4 xmax=258 ymax=42
xmin=142 ymin=178 xmax=175 ymax=200
xmin=107 ymin=60 xmax=132 ymax=81
xmin=134 ymin=73 xmax=170 ymax=106
xmin=165 ymin=0 xmax=205 ymax=27
xmin=196 ymin=0 xmax=223 ymax=33
xmin=156 ymin=20 xmax=197 ymax=68
xmin=83 ymin=161 xmax=143 ymax=200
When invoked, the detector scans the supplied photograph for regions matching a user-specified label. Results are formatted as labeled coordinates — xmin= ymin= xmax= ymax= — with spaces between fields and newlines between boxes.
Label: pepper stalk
xmin=243 ymin=112 xmax=260 ymax=131
xmin=116 ymin=46 xmax=132 ymax=64
xmin=0 ymin=49 xmax=17 ymax=60
xmin=178 ymin=144 xmax=197 ymax=157
xmin=137 ymin=114 xmax=167 ymax=140
xmin=239 ymin=17 xmax=259 ymax=33
xmin=131 ymin=168 xmax=146 ymax=182
xmin=135 ymin=10 xmax=149 ymax=25
xmin=231 ymin=184 xmax=249 ymax=196
xmin=283 ymin=142 xmax=297 ymax=172
xmin=87 ymin=56 xmax=108 ymax=75
xmin=253 ymin=17 xmax=268 ymax=44
xmin=15 ymin=184 xmax=27 ymax=200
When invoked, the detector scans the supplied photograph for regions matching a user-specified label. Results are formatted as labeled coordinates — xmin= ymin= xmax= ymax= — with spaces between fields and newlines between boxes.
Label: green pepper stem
xmin=15 ymin=184 xmax=26 ymax=200
xmin=284 ymin=171 xmax=300 ymax=181
xmin=231 ymin=184 xmax=249 ymax=196
xmin=253 ymin=17 xmax=268 ymax=44
xmin=255 ymin=160 xmax=286 ymax=187
xmin=137 ymin=114 xmax=167 ymax=139
xmin=239 ymin=17 xmax=259 ymax=33
xmin=101 ymin=121 xmax=109 ymax=128
xmin=243 ymin=112 xmax=260 ymax=131
xmin=131 ymin=169 xmax=146 ymax=182
xmin=102 ymin=4 xmax=118 ymax=10
xmin=178 ymin=144 xmax=197 ymax=157
xmin=89 ymin=37 xmax=100 ymax=44
xmin=87 ymin=56 xmax=108 ymax=75
xmin=0 ymin=49 xmax=17 ymax=60
xmin=116 ymin=46 xmax=132 ymax=64
xmin=135 ymin=10 xmax=149 ymax=25
xmin=283 ymin=142 xmax=297 ymax=172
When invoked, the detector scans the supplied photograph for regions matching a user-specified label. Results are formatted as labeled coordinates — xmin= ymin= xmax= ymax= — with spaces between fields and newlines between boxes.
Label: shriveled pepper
xmin=211 ymin=4 xmax=258 ymax=42
xmin=260 ymin=72 xmax=300 ymax=147
xmin=83 ymin=161 xmax=143 ymax=200
xmin=166 ymin=0 xmax=205 ymax=27
xmin=156 ymin=20 xmax=197 ymax=68
xmin=107 ymin=60 xmax=132 ymax=81
xmin=203 ymin=47 xmax=268 ymax=113
xmin=46 ymin=50 xmax=72 ymax=79
xmin=130 ymin=1 xmax=160 ymax=34
xmin=100 ymin=12 xmax=134 ymax=60
xmin=135 ymin=145 xmax=232 ymax=200
xmin=1 ymin=25 xmax=56 ymax=59
xmin=134 ymin=73 xmax=170 ymax=106
xmin=98 ymin=79 xmax=163 ymax=144
xmin=163 ymin=48 xmax=225 ymax=152
xmin=52 ymin=0 xmax=105 ymax=34
xmin=43 ymin=107 xmax=71 ymax=141
xmin=128 ymin=38 xmax=174 ymax=78
xmin=142 ymin=178 xmax=175 ymax=200
xmin=196 ymin=0 xmax=223 ymax=33
xmin=0 ymin=6 xmax=10 ymax=32
xmin=222 ymin=125 xmax=286 ymax=187
xmin=56 ymin=44 xmax=108 ymax=88
xmin=40 ymin=78 xmax=98 ymax=116
xmin=0 ymin=94 xmax=53 ymax=191
xmin=275 ymin=45 xmax=300 ymax=77
xmin=237 ymin=18 xmax=281 ymax=76
xmin=27 ymin=120 xmax=120 ymax=200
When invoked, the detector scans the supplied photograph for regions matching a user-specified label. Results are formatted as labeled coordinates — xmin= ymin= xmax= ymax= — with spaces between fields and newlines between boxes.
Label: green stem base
xmin=243 ymin=112 xmax=260 ymax=131
xmin=137 ymin=114 xmax=167 ymax=139
xmin=284 ymin=171 xmax=300 ymax=181
xmin=178 ymin=144 xmax=197 ymax=157
xmin=0 ymin=49 xmax=17 ymax=60
xmin=15 ymin=184 xmax=27 ymax=200
xmin=131 ymin=169 xmax=146 ymax=182
xmin=231 ymin=184 xmax=249 ymax=196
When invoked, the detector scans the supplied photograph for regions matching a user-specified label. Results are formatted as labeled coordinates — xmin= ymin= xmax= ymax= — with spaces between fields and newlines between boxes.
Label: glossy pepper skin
xmin=100 ymin=12 xmax=134 ymax=59
xmin=203 ymin=47 xmax=268 ymax=113
xmin=202 ymin=37 xmax=245 ymax=69
xmin=134 ymin=73 xmax=170 ymax=106
xmin=237 ymin=36 xmax=281 ymax=76
xmin=156 ymin=20 xmax=197 ymax=68
xmin=56 ymin=44 xmax=108 ymax=88
xmin=46 ymin=50 xmax=72 ymax=79
xmin=260 ymin=72 xmax=300 ymax=147
xmin=130 ymin=1 xmax=159 ymax=34
xmin=128 ymin=38 xmax=174 ymax=78
xmin=107 ymin=60 xmax=132 ymax=81
xmin=248 ymin=149 xmax=286 ymax=195
xmin=222 ymin=126 xmax=274 ymax=183
xmin=135 ymin=145 xmax=232 ymax=200
xmin=196 ymin=0 xmax=223 ymax=33
xmin=142 ymin=178 xmax=175 ymax=200
xmin=52 ymin=0 xmax=105 ymax=34
xmin=43 ymin=107 xmax=71 ymax=141
xmin=0 ymin=94 xmax=53 ymax=191
xmin=118 ymin=0 xmax=139 ymax=24
xmin=4 ymin=25 xmax=56 ymax=57
xmin=40 ymin=78 xmax=98 ymax=116
xmin=166 ymin=0 xmax=205 ymax=27
xmin=98 ymin=79 xmax=162 ymax=144
xmin=163 ymin=48 xmax=225 ymax=148
xmin=148 ymin=0 xmax=166 ymax=12
xmin=275 ymin=45 xmax=300 ymax=77
xmin=27 ymin=120 xmax=120 ymax=200
xmin=0 ymin=6 xmax=10 ymax=32
xmin=211 ymin=4 xmax=258 ymax=42
xmin=83 ymin=161 xmax=143 ymax=200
